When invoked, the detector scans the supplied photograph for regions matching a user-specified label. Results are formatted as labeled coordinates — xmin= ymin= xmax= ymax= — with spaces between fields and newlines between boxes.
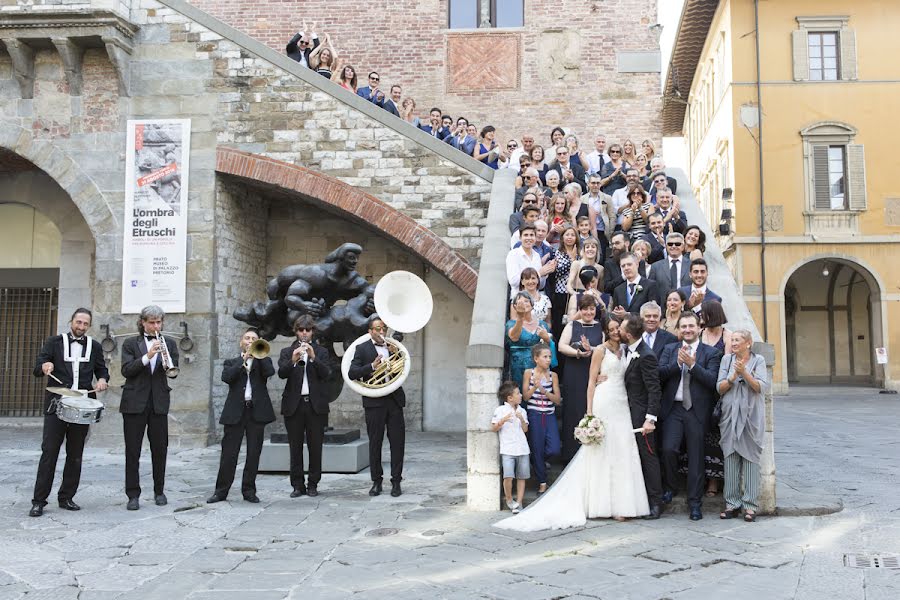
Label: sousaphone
xmin=341 ymin=271 xmax=433 ymax=398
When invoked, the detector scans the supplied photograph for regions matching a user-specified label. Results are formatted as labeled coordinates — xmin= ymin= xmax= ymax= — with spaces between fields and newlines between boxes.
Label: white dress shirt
xmin=586 ymin=150 xmax=610 ymax=175
xmin=506 ymin=246 xmax=544 ymax=296
xmin=141 ymin=336 xmax=160 ymax=372
xmin=244 ymin=357 xmax=253 ymax=401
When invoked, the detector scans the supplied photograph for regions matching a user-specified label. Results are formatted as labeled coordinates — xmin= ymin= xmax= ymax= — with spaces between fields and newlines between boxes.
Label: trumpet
xmin=155 ymin=332 xmax=179 ymax=379
xmin=244 ymin=338 xmax=270 ymax=370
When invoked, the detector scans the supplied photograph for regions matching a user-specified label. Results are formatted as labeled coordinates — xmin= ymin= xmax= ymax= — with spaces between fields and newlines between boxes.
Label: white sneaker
xmin=512 ymin=505 xmax=521 ymax=514
xmin=506 ymin=500 xmax=520 ymax=511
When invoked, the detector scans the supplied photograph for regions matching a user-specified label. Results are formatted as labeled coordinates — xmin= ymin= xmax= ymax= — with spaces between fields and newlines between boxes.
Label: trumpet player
xmin=120 ymin=305 xmax=179 ymax=511
xmin=278 ymin=315 xmax=333 ymax=498
xmin=349 ymin=316 xmax=406 ymax=497
xmin=208 ymin=327 xmax=275 ymax=504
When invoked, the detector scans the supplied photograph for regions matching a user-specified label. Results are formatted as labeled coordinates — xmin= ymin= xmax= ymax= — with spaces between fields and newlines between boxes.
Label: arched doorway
xmin=783 ymin=257 xmax=883 ymax=386
xmin=0 ymin=156 xmax=96 ymax=416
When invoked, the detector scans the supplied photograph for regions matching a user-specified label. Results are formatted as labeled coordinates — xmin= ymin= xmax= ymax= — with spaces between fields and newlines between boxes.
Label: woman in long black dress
xmin=557 ymin=295 xmax=604 ymax=463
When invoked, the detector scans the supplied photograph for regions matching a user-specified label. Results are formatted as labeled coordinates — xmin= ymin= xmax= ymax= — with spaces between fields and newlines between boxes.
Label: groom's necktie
xmin=681 ymin=344 xmax=693 ymax=411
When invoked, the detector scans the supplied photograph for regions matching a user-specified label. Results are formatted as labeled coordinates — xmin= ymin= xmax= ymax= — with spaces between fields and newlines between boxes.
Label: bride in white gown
xmin=494 ymin=317 xmax=649 ymax=531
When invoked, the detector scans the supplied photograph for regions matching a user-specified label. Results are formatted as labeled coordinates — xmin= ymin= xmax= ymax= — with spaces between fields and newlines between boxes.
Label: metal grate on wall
xmin=0 ymin=287 xmax=58 ymax=417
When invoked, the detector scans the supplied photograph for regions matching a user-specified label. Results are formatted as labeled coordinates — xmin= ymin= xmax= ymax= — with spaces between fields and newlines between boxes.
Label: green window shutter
xmin=812 ymin=145 xmax=831 ymax=210
xmin=847 ymin=144 xmax=867 ymax=210
xmin=792 ymin=29 xmax=809 ymax=81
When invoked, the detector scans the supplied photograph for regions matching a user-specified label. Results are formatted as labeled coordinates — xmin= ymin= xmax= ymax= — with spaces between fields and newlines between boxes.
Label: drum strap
xmin=62 ymin=335 xmax=93 ymax=391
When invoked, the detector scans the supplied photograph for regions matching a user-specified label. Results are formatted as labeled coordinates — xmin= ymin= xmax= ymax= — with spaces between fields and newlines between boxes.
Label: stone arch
xmin=215 ymin=147 xmax=478 ymax=299
xmin=0 ymin=122 xmax=118 ymax=258
xmin=778 ymin=253 xmax=887 ymax=388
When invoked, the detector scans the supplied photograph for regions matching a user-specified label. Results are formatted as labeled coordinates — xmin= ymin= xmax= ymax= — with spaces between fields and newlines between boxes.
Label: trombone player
xmin=208 ymin=327 xmax=275 ymax=504
xmin=278 ymin=315 xmax=333 ymax=497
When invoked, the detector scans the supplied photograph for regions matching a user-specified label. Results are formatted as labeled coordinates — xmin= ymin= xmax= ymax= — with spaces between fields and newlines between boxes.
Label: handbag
xmin=711 ymin=354 xmax=734 ymax=421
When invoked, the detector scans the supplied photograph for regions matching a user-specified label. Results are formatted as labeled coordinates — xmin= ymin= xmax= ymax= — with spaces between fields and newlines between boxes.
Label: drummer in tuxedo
xmin=349 ymin=316 xmax=406 ymax=497
xmin=120 ymin=305 xmax=179 ymax=511
xmin=278 ymin=315 xmax=333 ymax=498
xmin=208 ymin=327 xmax=276 ymax=504
xmin=29 ymin=308 xmax=109 ymax=517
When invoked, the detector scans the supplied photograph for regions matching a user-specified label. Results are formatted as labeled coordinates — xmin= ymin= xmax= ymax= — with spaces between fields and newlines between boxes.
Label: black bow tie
xmin=373 ymin=342 xmax=387 ymax=347
xmin=69 ymin=335 xmax=86 ymax=346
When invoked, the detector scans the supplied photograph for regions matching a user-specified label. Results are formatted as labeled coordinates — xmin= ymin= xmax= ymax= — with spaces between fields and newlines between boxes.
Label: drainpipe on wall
xmin=755 ymin=0 xmax=769 ymax=342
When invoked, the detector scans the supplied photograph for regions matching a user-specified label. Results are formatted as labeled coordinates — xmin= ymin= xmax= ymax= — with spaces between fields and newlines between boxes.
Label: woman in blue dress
xmin=506 ymin=292 xmax=554 ymax=387
xmin=473 ymin=125 xmax=501 ymax=169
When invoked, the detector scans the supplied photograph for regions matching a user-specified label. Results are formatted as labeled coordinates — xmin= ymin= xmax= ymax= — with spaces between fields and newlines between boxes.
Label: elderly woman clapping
xmin=716 ymin=330 xmax=768 ymax=522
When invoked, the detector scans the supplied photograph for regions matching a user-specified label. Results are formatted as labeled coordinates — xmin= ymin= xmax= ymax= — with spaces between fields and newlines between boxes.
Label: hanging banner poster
xmin=121 ymin=119 xmax=191 ymax=313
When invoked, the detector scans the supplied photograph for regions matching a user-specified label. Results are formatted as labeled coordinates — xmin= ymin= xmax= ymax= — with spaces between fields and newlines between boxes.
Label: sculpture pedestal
xmin=258 ymin=429 xmax=369 ymax=474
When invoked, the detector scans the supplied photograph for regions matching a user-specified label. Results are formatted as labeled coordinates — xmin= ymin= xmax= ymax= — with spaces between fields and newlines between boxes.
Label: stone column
xmin=756 ymin=341 xmax=777 ymax=513
xmin=466 ymin=169 xmax=514 ymax=510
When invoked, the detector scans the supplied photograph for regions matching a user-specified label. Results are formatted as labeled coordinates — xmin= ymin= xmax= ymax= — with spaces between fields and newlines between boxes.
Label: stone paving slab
xmin=0 ymin=388 xmax=899 ymax=598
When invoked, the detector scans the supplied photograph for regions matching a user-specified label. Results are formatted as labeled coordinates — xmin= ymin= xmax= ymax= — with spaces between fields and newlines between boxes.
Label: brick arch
xmin=215 ymin=147 xmax=478 ymax=299
xmin=0 ymin=123 xmax=117 ymax=257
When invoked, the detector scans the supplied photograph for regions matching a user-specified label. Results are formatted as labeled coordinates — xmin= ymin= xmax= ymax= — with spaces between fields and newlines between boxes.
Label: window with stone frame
xmin=792 ymin=16 xmax=857 ymax=82
xmin=801 ymin=122 xmax=866 ymax=233
xmin=449 ymin=0 xmax=524 ymax=29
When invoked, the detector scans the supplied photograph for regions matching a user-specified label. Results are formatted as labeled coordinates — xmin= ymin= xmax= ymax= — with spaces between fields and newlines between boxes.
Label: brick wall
xmin=186 ymin=0 xmax=663 ymax=147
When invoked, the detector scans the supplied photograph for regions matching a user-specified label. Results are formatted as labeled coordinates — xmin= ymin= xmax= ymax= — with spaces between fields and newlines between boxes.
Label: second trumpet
xmin=155 ymin=331 xmax=180 ymax=378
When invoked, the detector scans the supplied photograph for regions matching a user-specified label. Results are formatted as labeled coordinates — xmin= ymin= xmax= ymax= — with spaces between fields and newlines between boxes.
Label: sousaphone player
xmin=29 ymin=308 xmax=109 ymax=517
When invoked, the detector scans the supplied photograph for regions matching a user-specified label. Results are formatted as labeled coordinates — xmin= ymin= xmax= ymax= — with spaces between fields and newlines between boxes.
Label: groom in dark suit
xmin=612 ymin=252 xmax=659 ymax=317
xmin=348 ymin=316 xmax=406 ymax=497
xmin=618 ymin=314 xmax=664 ymax=519
xmin=658 ymin=311 xmax=723 ymax=520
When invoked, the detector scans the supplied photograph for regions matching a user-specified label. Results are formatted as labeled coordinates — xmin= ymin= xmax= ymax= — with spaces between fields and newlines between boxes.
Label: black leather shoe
xmin=58 ymin=499 xmax=81 ymax=511
xmin=154 ymin=494 xmax=167 ymax=506
xmin=243 ymin=494 xmax=260 ymax=503
xmin=642 ymin=505 xmax=663 ymax=520
xmin=690 ymin=507 xmax=703 ymax=521
xmin=206 ymin=493 xmax=227 ymax=504
xmin=368 ymin=481 xmax=382 ymax=496
xmin=126 ymin=498 xmax=140 ymax=511
xmin=661 ymin=490 xmax=673 ymax=505
xmin=29 ymin=503 xmax=44 ymax=517
xmin=307 ymin=484 xmax=318 ymax=497
xmin=390 ymin=483 xmax=402 ymax=497
xmin=290 ymin=487 xmax=307 ymax=498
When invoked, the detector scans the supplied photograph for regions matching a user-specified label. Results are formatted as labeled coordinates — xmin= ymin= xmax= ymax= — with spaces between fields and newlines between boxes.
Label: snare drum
xmin=56 ymin=396 xmax=104 ymax=425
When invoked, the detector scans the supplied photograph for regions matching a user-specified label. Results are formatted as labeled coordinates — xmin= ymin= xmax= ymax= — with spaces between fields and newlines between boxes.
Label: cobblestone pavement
xmin=1 ymin=387 xmax=898 ymax=599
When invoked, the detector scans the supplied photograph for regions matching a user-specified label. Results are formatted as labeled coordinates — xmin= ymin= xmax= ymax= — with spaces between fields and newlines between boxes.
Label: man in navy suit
xmin=650 ymin=232 xmax=692 ymax=302
xmin=654 ymin=188 xmax=687 ymax=235
xmin=678 ymin=258 xmax=722 ymax=315
xmin=611 ymin=252 xmax=659 ymax=318
xmin=445 ymin=117 xmax=472 ymax=151
xmin=348 ymin=317 xmax=406 ymax=497
xmin=640 ymin=301 xmax=677 ymax=358
xmin=382 ymin=85 xmax=402 ymax=117
xmin=357 ymin=71 xmax=383 ymax=105
xmin=419 ymin=107 xmax=450 ymax=140
xmin=658 ymin=311 xmax=723 ymax=520
xmin=641 ymin=212 xmax=668 ymax=264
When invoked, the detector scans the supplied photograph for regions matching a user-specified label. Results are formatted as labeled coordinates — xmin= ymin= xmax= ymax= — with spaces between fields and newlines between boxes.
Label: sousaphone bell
xmin=341 ymin=271 xmax=433 ymax=398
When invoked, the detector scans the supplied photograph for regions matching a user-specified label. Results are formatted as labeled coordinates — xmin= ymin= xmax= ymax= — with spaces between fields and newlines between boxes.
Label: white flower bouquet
xmin=574 ymin=415 xmax=606 ymax=446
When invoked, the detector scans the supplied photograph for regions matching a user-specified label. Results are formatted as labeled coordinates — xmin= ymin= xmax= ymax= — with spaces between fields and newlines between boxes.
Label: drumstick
xmin=48 ymin=372 xmax=64 ymax=385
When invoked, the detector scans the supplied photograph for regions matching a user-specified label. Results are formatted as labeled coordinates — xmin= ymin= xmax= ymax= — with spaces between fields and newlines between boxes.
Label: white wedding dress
xmin=494 ymin=349 xmax=650 ymax=531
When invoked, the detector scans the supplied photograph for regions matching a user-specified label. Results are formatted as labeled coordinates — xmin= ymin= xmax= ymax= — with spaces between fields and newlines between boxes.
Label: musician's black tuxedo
xmin=349 ymin=339 xmax=406 ymax=484
xmin=278 ymin=341 xmax=334 ymax=491
xmin=31 ymin=334 xmax=109 ymax=506
xmin=214 ymin=356 xmax=276 ymax=499
xmin=622 ymin=340 xmax=663 ymax=506
xmin=612 ymin=276 xmax=659 ymax=316
xmin=657 ymin=340 xmax=723 ymax=508
xmin=119 ymin=333 xmax=179 ymax=500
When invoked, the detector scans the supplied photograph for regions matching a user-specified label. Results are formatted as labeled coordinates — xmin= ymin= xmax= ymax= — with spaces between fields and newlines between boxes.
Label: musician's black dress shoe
xmin=29 ymin=503 xmax=44 ymax=517
xmin=390 ymin=483 xmax=402 ymax=497
xmin=58 ymin=499 xmax=81 ymax=511
xmin=368 ymin=481 xmax=382 ymax=496
xmin=307 ymin=484 xmax=318 ymax=497
xmin=290 ymin=487 xmax=307 ymax=498
xmin=126 ymin=497 xmax=140 ymax=511
xmin=154 ymin=494 xmax=167 ymax=506
xmin=206 ymin=493 xmax=227 ymax=504
xmin=661 ymin=490 xmax=673 ymax=505
xmin=642 ymin=505 xmax=663 ymax=520
xmin=689 ymin=506 xmax=703 ymax=521
xmin=243 ymin=494 xmax=260 ymax=503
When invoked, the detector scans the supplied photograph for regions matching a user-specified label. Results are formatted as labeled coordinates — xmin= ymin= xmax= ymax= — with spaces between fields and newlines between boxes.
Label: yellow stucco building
xmin=663 ymin=0 xmax=900 ymax=393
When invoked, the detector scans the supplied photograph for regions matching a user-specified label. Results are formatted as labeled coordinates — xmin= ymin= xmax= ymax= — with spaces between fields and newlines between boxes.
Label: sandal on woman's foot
xmin=613 ymin=516 xmax=627 ymax=522
xmin=743 ymin=511 xmax=757 ymax=522
xmin=720 ymin=508 xmax=740 ymax=519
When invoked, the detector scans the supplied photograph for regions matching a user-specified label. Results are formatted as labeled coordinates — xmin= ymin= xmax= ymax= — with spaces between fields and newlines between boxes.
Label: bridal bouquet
xmin=574 ymin=415 xmax=606 ymax=446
